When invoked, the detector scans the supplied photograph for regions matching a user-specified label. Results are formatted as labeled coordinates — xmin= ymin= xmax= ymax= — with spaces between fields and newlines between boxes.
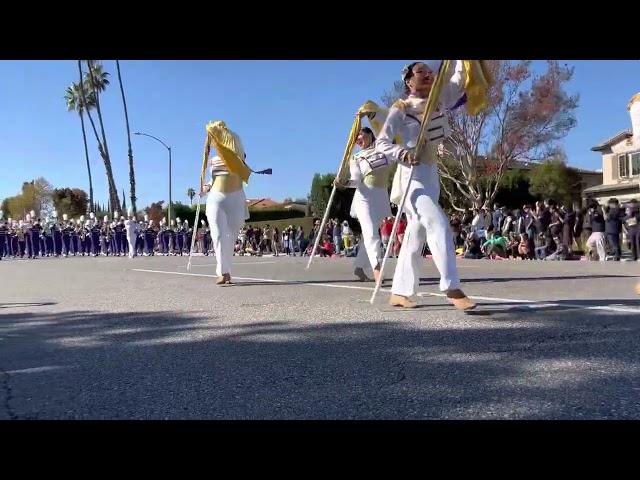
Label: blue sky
xmin=0 ymin=60 xmax=638 ymax=209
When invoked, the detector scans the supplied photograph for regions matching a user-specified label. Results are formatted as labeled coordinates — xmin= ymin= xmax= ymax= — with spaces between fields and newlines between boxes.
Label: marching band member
xmin=100 ymin=215 xmax=111 ymax=256
xmin=336 ymin=126 xmax=391 ymax=283
xmin=124 ymin=208 xmax=138 ymax=259
xmin=168 ymin=219 xmax=176 ymax=255
xmin=175 ymin=217 xmax=185 ymax=256
xmin=376 ymin=61 xmax=476 ymax=310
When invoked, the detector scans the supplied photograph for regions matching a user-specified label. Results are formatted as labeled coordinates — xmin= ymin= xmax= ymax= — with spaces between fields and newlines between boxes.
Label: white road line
xmin=6 ymin=365 xmax=72 ymax=375
xmin=418 ymin=292 xmax=639 ymax=314
xmin=131 ymin=268 xmax=388 ymax=292
xmin=178 ymin=262 xmax=278 ymax=268
xmin=131 ymin=268 xmax=640 ymax=314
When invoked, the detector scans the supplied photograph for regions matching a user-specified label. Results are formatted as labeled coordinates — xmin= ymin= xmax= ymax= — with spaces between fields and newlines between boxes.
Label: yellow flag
xmin=204 ymin=121 xmax=252 ymax=184
xmin=462 ymin=60 xmax=493 ymax=116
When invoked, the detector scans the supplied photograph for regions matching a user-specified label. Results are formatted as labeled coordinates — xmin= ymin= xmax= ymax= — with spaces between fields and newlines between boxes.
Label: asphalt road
xmin=1 ymin=253 xmax=639 ymax=419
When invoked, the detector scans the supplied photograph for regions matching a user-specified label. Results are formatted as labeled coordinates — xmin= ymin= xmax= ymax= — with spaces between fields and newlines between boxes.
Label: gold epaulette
xmin=392 ymin=99 xmax=408 ymax=110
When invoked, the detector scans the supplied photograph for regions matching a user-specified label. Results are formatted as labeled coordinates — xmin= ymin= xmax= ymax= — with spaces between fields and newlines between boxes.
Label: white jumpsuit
xmin=376 ymin=62 xmax=465 ymax=296
xmin=205 ymin=156 xmax=250 ymax=277
xmin=124 ymin=219 xmax=137 ymax=258
xmin=347 ymin=146 xmax=392 ymax=273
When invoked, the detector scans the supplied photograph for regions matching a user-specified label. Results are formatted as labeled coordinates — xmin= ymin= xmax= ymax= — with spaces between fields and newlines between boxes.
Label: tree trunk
xmin=86 ymin=60 xmax=120 ymax=211
xmin=78 ymin=111 xmax=93 ymax=214
xmin=116 ymin=60 xmax=137 ymax=216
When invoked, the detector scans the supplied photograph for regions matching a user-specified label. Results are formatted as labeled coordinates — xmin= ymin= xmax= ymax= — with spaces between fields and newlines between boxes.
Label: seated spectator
xmin=481 ymin=231 xmax=508 ymax=258
xmin=545 ymin=236 xmax=567 ymax=261
xmin=463 ymin=232 xmax=483 ymax=259
xmin=517 ymin=233 xmax=531 ymax=260
xmin=505 ymin=232 xmax=519 ymax=258
xmin=318 ymin=235 xmax=334 ymax=257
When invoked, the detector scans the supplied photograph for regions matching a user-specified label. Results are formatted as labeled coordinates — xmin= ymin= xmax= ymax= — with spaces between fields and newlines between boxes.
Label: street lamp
xmin=134 ymin=132 xmax=172 ymax=226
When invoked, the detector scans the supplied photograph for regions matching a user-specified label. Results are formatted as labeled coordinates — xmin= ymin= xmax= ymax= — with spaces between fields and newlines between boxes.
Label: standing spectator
xmin=462 ymin=208 xmax=474 ymax=226
xmin=471 ymin=208 xmax=486 ymax=241
xmin=513 ymin=209 xmax=526 ymax=237
xmin=341 ymin=221 xmax=352 ymax=251
xmin=272 ymin=227 xmax=280 ymax=256
xmin=624 ymin=199 xmax=640 ymax=261
xmin=492 ymin=203 xmax=504 ymax=233
xmin=295 ymin=226 xmax=305 ymax=256
xmin=573 ymin=202 xmax=584 ymax=252
xmin=548 ymin=202 xmax=564 ymax=246
xmin=501 ymin=210 xmax=514 ymax=237
xmin=581 ymin=206 xmax=593 ymax=252
xmin=450 ymin=213 xmax=463 ymax=248
xmin=483 ymin=206 xmax=493 ymax=233
xmin=287 ymin=225 xmax=295 ymax=255
xmin=263 ymin=225 xmax=273 ymax=253
xmin=523 ymin=204 xmax=536 ymax=258
xmin=332 ymin=220 xmax=342 ymax=255
xmin=604 ymin=198 xmax=624 ymax=261
xmin=562 ymin=204 xmax=576 ymax=253
xmin=586 ymin=202 xmax=606 ymax=261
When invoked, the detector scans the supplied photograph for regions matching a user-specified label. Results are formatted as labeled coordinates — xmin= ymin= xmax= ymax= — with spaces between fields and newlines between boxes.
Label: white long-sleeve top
xmin=375 ymin=61 xmax=465 ymax=205
xmin=375 ymin=60 xmax=465 ymax=164
xmin=347 ymin=146 xmax=392 ymax=189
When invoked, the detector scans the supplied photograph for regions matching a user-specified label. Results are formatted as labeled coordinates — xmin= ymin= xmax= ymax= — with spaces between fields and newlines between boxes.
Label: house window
xmin=618 ymin=154 xmax=628 ymax=178
xmin=632 ymin=152 xmax=640 ymax=177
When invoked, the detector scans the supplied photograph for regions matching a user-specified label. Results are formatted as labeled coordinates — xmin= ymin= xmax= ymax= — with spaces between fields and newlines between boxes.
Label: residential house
xmin=584 ymin=93 xmax=640 ymax=205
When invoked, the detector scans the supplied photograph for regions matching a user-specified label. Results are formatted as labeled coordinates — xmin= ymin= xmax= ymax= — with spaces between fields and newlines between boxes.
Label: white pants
xmin=586 ymin=232 xmax=606 ymax=261
xmin=206 ymin=189 xmax=247 ymax=276
xmin=126 ymin=233 xmax=137 ymax=258
xmin=392 ymin=163 xmax=460 ymax=296
xmin=352 ymin=185 xmax=391 ymax=272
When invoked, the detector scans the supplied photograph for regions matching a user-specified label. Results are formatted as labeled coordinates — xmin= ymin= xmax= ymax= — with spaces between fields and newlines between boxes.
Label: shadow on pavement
xmin=1 ymin=304 xmax=640 ymax=420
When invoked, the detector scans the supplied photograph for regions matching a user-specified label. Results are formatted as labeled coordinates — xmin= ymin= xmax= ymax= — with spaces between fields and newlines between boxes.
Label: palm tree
xmin=64 ymin=82 xmax=94 ymax=211
xmin=84 ymin=60 xmax=120 ymax=211
xmin=187 ymin=188 xmax=196 ymax=206
xmin=116 ymin=60 xmax=137 ymax=216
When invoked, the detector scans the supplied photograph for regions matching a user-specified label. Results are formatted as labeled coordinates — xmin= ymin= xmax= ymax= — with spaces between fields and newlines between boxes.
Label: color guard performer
xmin=376 ymin=61 xmax=476 ymax=310
xmin=335 ymin=125 xmax=392 ymax=283
xmin=199 ymin=120 xmax=252 ymax=285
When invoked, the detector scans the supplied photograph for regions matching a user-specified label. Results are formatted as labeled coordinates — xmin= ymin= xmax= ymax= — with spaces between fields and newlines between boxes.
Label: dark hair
xmin=403 ymin=62 xmax=420 ymax=82
xmin=402 ymin=62 xmax=421 ymax=95
xmin=360 ymin=127 xmax=376 ymax=142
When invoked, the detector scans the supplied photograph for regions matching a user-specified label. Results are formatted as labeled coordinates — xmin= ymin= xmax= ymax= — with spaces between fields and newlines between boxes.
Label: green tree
xmin=309 ymin=173 xmax=355 ymax=226
xmin=64 ymin=82 xmax=94 ymax=211
xmin=528 ymin=153 xmax=582 ymax=206
xmin=51 ymin=188 xmax=89 ymax=218
xmin=2 ymin=178 xmax=53 ymax=218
